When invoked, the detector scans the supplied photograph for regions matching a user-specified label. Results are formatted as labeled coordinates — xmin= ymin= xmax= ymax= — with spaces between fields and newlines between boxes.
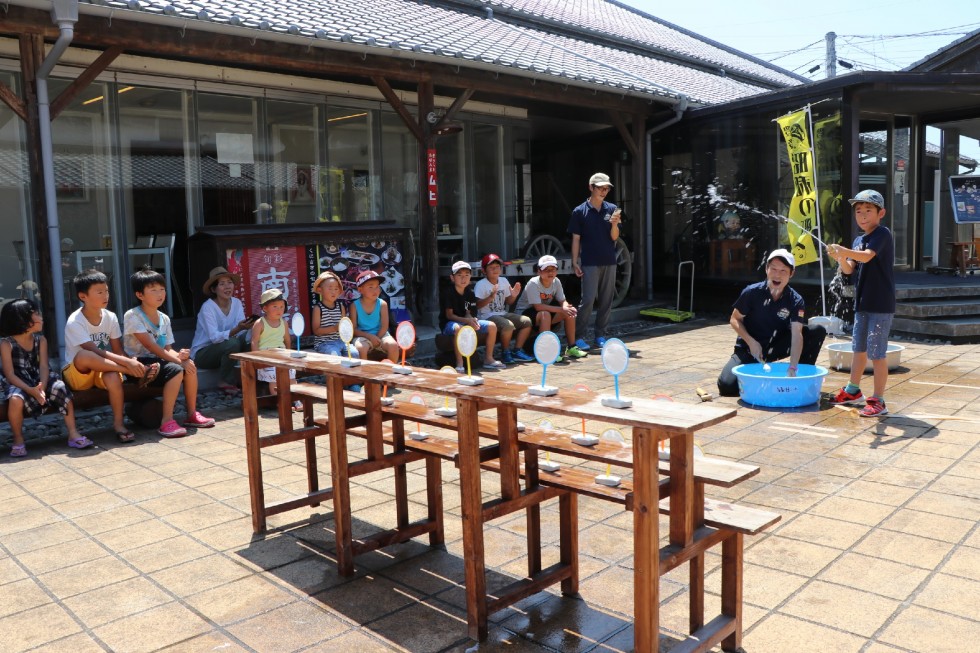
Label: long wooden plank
xmin=659 ymin=497 xmax=781 ymax=535
xmin=485 ymin=563 xmax=575 ymax=615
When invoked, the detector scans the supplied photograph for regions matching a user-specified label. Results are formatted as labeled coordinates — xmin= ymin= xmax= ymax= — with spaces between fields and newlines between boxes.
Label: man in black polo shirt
xmin=716 ymin=249 xmax=827 ymax=397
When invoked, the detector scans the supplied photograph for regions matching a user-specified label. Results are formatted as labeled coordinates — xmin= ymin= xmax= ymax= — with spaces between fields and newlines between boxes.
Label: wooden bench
xmin=0 ymin=384 xmax=164 ymax=429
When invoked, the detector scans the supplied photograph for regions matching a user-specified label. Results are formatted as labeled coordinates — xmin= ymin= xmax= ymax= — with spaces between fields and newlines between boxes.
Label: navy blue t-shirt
xmin=439 ymin=284 xmax=478 ymax=330
xmin=852 ymin=225 xmax=896 ymax=314
xmin=567 ymin=198 xmax=618 ymax=266
xmin=732 ymin=281 xmax=806 ymax=350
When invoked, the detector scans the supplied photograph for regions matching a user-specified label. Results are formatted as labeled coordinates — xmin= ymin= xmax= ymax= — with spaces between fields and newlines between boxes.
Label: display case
xmin=188 ymin=223 xmax=414 ymax=328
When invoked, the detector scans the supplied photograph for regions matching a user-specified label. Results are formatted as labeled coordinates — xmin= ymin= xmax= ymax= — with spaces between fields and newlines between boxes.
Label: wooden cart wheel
xmin=613 ymin=237 xmax=632 ymax=308
xmin=522 ymin=234 xmax=565 ymax=260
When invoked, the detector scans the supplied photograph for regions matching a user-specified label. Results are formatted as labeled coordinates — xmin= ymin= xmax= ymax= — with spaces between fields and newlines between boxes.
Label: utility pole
xmin=825 ymin=32 xmax=837 ymax=78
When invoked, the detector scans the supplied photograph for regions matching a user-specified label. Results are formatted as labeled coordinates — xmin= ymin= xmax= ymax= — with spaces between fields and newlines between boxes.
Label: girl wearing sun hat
xmin=190 ymin=266 xmax=254 ymax=394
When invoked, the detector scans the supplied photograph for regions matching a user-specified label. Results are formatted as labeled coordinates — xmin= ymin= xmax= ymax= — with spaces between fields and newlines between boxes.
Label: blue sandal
xmin=68 ymin=436 xmax=94 ymax=449
xmin=9 ymin=444 xmax=27 ymax=457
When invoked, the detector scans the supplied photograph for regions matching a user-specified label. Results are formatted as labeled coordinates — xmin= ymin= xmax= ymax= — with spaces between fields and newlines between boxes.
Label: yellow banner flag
xmin=776 ymin=109 xmax=819 ymax=265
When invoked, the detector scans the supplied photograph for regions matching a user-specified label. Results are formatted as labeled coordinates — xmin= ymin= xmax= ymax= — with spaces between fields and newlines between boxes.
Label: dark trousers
xmin=717 ymin=324 xmax=827 ymax=397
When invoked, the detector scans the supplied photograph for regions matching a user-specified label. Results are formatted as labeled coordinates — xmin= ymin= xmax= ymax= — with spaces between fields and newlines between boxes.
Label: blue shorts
xmin=442 ymin=320 xmax=492 ymax=336
xmin=314 ymin=339 xmax=356 ymax=357
xmin=852 ymin=312 xmax=893 ymax=360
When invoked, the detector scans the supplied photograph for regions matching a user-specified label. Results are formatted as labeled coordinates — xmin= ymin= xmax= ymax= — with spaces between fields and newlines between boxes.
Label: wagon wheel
xmin=612 ymin=238 xmax=632 ymax=308
xmin=522 ymin=234 xmax=565 ymax=260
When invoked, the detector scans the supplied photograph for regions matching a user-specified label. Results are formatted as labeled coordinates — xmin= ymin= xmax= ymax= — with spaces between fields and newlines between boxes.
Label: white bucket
xmin=808 ymin=315 xmax=844 ymax=336
xmin=825 ymin=342 xmax=905 ymax=372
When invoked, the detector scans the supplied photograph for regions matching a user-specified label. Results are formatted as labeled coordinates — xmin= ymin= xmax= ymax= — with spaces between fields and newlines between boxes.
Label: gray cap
xmin=847 ymin=189 xmax=885 ymax=209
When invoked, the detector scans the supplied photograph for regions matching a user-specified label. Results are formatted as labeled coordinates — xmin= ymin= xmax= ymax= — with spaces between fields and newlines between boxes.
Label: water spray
xmin=706 ymin=186 xmax=831 ymax=249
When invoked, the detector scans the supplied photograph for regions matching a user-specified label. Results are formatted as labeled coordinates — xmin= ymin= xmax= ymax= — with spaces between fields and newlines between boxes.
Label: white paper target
xmin=532 ymin=331 xmax=561 ymax=365
xmin=456 ymin=325 xmax=478 ymax=358
xmin=439 ymin=365 xmax=456 ymax=374
xmin=601 ymin=338 xmax=629 ymax=376
xmin=337 ymin=316 xmax=354 ymax=344
xmin=600 ymin=428 xmax=625 ymax=443
xmin=395 ymin=321 xmax=416 ymax=350
xmin=409 ymin=393 xmax=427 ymax=406
xmin=291 ymin=312 xmax=305 ymax=337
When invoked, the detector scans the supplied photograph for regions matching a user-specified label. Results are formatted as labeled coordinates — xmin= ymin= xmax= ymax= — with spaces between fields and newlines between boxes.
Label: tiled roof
xmin=62 ymin=0 xmax=804 ymax=106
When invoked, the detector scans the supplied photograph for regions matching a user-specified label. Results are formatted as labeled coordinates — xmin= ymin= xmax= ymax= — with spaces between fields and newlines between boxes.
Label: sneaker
xmin=500 ymin=350 xmax=514 ymax=364
xmin=454 ymin=365 xmax=466 ymax=374
xmin=574 ymin=338 xmax=591 ymax=351
xmin=564 ymin=345 xmax=588 ymax=359
xmin=483 ymin=360 xmax=507 ymax=369
xmin=828 ymin=387 xmax=864 ymax=405
xmin=183 ymin=411 xmax=215 ymax=428
xmin=596 ymin=336 xmax=608 ymax=348
xmin=512 ymin=349 xmax=534 ymax=363
xmin=859 ymin=397 xmax=888 ymax=417
xmin=346 ymin=384 xmax=363 ymax=393
xmin=158 ymin=420 xmax=188 ymax=438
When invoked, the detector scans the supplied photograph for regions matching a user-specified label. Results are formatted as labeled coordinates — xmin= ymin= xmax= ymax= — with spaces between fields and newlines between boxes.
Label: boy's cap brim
xmin=259 ymin=288 xmax=284 ymax=305
xmin=451 ymin=261 xmax=472 ymax=273
xmin=847 ymin=189 xmax=885 ymax=208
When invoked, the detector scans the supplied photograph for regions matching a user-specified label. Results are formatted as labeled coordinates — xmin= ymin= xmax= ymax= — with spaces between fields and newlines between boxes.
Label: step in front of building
xmin=893 ymin=283 xmax=980 ymax=341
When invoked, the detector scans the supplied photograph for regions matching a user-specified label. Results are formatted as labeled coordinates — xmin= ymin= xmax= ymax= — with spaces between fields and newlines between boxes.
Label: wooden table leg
xmin=390 ymin=408 xmax=409 ymax=531
xmin=633 ymin=427 xmax=661 ymax=653
xmin=559 ymin=492 xmax=578 ymax=595
xmin=721 ymin=533 xmax=744 ymax=652
xmin=302 ymin=398 xmax=319 ymax=506
xmin=669 ymin=432 xmax=695 ymax=547
xmin=689 ymin=482 xmax=706 ymax=634
xmin=326 ymin=375 xmax=354 ymax=576
xmin=457 ymin=398 xmax=488 ymax=641
xmin=241 ymin=361 xmax=265 ymax=533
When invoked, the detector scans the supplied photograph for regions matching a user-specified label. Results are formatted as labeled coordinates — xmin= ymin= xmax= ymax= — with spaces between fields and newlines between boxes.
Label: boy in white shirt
xmin=516 ymin=255 xmax=586 ymax=360
xmin=474 ymin=253 xmax=533 ymax=364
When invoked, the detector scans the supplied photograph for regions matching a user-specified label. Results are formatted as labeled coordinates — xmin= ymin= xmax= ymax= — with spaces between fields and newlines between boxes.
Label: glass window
xmin=198 ymin=93 xmax=259 ymax=225
xmin=117 ymin=85 xmax=191 ymax=316
xmin=324 ymin=106 xmax=377 ymax=222
xmin=471 ymin=123 xmax=503 ymax=257
xmin=0 ymin=72 xmax=37 ymax=308
xmin=380 ymin=111 xmax=418 ymax=229
xmin=267 ymin=100 xmax=318 ymax=224
xmin=434 ymin=131 xmax=464 ymax=264
xmin=50 ymin=79 xmax=119 ymax=319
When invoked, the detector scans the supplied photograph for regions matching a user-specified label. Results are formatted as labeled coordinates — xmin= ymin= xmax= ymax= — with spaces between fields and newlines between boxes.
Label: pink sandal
xmin=68 ymin=436 xmax=94 ymax=449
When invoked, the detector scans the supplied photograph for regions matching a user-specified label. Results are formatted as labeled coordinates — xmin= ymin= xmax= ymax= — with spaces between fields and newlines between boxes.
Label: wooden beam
xmin=0 ymin=80 xmax=27 ymax=122
xmin=610 ymin=110 xmax=639 ymax=158
xmin=0 ymin=6 xmax=663 ymax=117
xmin=442 ymin=87 xmax=474 ymax=122
xmin=372 ymin=75 xmax=424 ymax=142
xmin=50 ymin=45 xmax=123 ymax=120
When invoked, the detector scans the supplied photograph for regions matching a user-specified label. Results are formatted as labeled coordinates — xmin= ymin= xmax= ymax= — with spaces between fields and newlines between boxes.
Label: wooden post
xmin=327 ymin=375 xmax=355 ymax=576
xmin=417 ymin=78 xmax=439 ymax=323
xmin=457 ymin=397 xmax=488 ymax=640
xmin=240 ymin=360 xmax=265 ymax=533
xmin=632 ymin=426 xmax=660 ymax=653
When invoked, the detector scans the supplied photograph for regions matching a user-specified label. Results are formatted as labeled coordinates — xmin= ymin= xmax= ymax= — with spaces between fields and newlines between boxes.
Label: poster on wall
xmin=225 ymin=247 xmax=311 ymax=327
xmin=305 ymin=236 xmax=410 ymax=325
xmin=948 ymin=175 xmax=980 ymax=224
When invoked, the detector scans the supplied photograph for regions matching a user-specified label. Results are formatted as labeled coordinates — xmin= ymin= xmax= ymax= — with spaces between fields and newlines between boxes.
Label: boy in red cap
xmin=474 ymin=254 xmax=533 ymax=364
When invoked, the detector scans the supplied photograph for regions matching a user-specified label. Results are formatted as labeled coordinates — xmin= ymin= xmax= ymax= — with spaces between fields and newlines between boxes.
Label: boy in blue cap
xmin=827 ymin=189 xmax=895 ymax=417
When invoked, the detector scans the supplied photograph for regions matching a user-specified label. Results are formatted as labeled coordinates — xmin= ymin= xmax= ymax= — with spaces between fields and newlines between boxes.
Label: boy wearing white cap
xmin=440 ymin=261 xmax=503 ymax=371
xmin=516 ymin=255 xmax=586 ymax=359
xmin=826 ymin=189 xmax=895 ymax=417
xmin=716 ymin=248 xmax=827 ymax=397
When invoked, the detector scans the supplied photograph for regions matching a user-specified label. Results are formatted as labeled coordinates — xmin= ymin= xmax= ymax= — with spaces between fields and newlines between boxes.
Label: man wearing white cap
xmin=515 ymin=255 xmax=587 ymax=359
xmin=717 ymin=248 xmax=827 ymax=397
xmin=568 ymin=172 xmax=621 ymax=351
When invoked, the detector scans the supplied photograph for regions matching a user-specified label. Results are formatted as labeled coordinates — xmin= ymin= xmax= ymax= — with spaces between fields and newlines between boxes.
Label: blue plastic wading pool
xmin=732 ymin=362 xmax=829 ymax=408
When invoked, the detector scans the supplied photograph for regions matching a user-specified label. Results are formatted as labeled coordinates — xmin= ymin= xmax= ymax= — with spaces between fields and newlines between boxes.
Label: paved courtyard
xmin=1 ymin=318 xmax=978 ymax=652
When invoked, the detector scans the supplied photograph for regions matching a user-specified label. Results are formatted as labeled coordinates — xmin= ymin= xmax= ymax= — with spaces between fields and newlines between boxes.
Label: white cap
xmin=589 ymin=172 xmax=613 ymax=187
xmin=766 ymin=248 xmax=795 ymax=269
xmin=451 ymin=260 xmax=472 ymax=273
xmin=537 ymin=255 xmax=558 ymax=270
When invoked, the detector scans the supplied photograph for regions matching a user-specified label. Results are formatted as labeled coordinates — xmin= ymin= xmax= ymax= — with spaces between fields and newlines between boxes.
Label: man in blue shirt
xmin=568 ymin=172 xmax=621 ymax=351
xmin=717 ymin=249 xmax=827 ymax=397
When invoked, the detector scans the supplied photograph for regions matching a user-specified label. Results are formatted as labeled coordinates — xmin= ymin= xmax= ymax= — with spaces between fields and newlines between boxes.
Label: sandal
xmin=68 ymin=436 xmax=94 ymax=449
xmin=292 ymin=400 xmax=304 ymax=413
xmin=115 ymin=431 xmax=136 ymax=443
xmin=217 ymin=382 xmax=241 ymax=396
xmin=9 ymin=443 xmax=27 ymax=457
xmin=138 ymin=362 xmax=160 ymax=388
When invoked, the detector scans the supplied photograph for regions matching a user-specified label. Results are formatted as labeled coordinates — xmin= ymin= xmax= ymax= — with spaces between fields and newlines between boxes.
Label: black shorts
xmin=134 ymin=356 xmax=183 ymax=387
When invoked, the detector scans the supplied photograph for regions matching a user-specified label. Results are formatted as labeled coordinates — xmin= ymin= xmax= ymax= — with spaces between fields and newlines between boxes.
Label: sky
xmin=621 ymin=0 xmax=979 ymax=79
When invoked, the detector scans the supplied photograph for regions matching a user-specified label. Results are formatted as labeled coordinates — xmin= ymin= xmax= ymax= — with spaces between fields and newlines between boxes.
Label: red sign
xmin=228 ymin=246 xmax=310 ymax=326
xmin=427 ymin=148 xmax=437 ymax=206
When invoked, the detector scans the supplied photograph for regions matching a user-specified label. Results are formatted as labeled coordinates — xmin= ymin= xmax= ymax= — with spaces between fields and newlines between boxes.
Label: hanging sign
xmin=427 ymin=149 xmax=438 ymax=206
xmin=776 ymin=109 xmax=819 ymax=265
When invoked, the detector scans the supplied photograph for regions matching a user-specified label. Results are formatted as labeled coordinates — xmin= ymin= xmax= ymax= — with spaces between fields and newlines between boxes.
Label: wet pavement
xmin=1 ymin=317 xmax=978 ymax=652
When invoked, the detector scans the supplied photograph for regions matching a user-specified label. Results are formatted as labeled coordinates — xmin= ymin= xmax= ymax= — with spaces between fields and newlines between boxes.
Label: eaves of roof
xmin=5 ymin=0 xmax=798 ymax=108
xmin=904 ymin=27 xmax=980 ymax=72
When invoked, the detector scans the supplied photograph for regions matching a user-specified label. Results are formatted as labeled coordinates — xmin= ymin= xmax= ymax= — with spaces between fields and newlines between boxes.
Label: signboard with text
xmin=949 ymin=175 xmax=980 ymax=224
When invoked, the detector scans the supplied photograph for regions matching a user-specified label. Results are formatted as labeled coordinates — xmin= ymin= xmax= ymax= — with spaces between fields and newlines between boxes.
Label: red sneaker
xmin=859 ymin=397 xmax=888 ymax=417
xmin=828 ymin=387 xmax=864 ymax=405
xmin=182 ymin=411 xmax=215 ymax=428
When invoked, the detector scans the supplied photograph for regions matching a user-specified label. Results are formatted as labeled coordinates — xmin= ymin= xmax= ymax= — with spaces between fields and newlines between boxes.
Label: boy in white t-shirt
xmin=474 ymin=253 xmax=533 ymax=364
xmin=515 ymin=255 xmax=586 ymax=360
xmin=63 ymin=270 xmax=154 ymax=443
